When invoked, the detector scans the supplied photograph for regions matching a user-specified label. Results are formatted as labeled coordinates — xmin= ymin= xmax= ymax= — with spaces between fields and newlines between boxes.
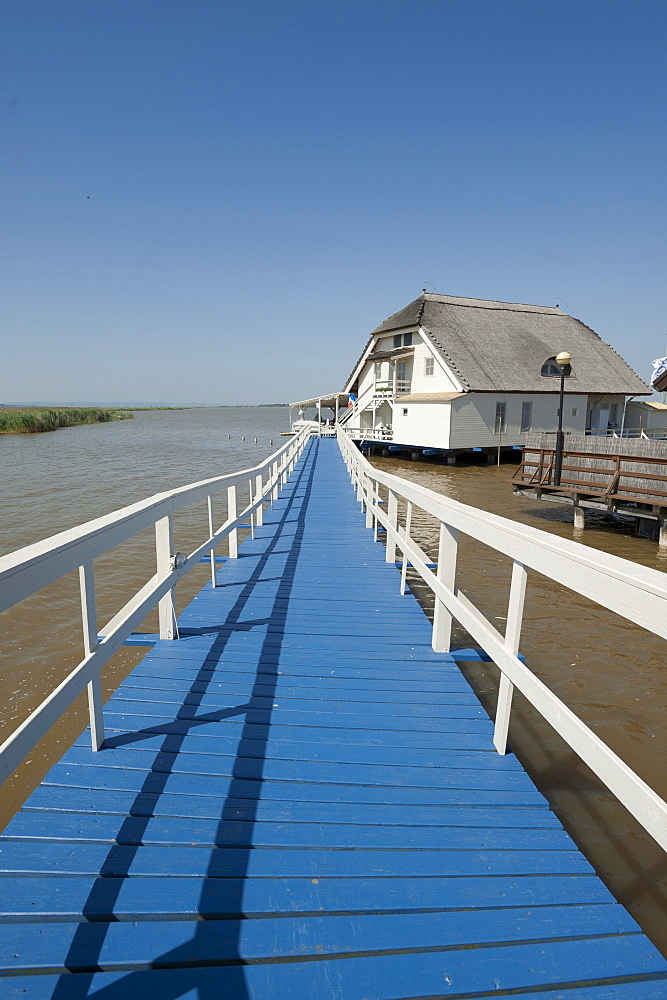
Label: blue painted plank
xmin=57 ymin=744 xmax=534 ymax=787
xmin=1 ymin=939 xmax=665 ymax=998
xmin=128 ymin=663 xmax=476 ymax=693
xmin=2 ymin=812 xmax=576 ymax=851
xmin=0 ymin=904 xmax=640 ymax=972
xmin=0 ymin=873 xmax=616 ymax=922
xmin=43 ymin=764 xmax=547 ymax=804
xmin=79 ymin=724 xmax=495 ymax=756
xmin=105 ymin=688 xmax=492 ymax=722
xmin=21 ymin=786 xmax=559 ymax=827
xmin=118 ymin=675 xmax=486 ymax=707
xmin=94 ymin=710 xmax=497 ymax=750
xmin=0 ymin=842 xmax=594 ymax=877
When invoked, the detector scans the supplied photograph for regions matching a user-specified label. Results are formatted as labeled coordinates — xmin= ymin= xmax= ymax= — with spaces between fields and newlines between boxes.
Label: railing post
xmin=386 ymin=490 xmax=398 ymax=563
xmin=207 ymin=496 xmax=217 ymax=588
xmin=255 ymin=473 xmax=264 ymax=526
xmin=248 ymin=479 xmax=255 ymax=539
xmin=365 ymin=474 xmax=374 ymax=529
xmin=272 ymin=460 xmax=279 ymax=500
xmin=432 ymin=523 xmax=458 ymax=652
xmin=493 ymin=560 xmax=528 ymax=755
xmin=400 ymin=501 xmax=413 ymax=595
xmin=156 ymin=514 xmax=175 ymax=639
xmin=79 ymin=562 xmax=104 ymax=750
xmin=227 ymin=484 xmax=238 ymax=558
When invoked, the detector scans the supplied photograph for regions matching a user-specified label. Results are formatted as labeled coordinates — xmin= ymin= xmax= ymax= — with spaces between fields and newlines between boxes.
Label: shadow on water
xmin=50 ymin=441 xmax=318 ymax=998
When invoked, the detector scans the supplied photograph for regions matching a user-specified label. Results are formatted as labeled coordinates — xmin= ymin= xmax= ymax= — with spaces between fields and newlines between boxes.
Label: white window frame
xmin=520 ymin=401 xmax=532 ymax=432
xmin=424 ymin=357 xmax=434 ymax=377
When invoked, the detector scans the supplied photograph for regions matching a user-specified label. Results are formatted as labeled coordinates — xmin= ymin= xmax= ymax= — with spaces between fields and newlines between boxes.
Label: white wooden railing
xmin=344 ymin=426 xmax=393 ymax=441
xmin=0 ymin=426 xmax=315 ymax=784
xmin=337 ymin=425 xmax=667 ymax=854
xmin=588 ymin=427 xmax=667 ymax=440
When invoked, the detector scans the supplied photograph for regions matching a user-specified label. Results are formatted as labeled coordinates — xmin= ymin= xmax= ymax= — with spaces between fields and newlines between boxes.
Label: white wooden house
xmin=334 ymin=292 xmax=650 ymax=458
xmin=623 ymin=399 xmax=667 ymax=437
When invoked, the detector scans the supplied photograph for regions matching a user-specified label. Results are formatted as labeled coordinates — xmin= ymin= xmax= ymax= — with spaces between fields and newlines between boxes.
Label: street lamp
xmin=553 ymin=351 xmax=572 ymax=487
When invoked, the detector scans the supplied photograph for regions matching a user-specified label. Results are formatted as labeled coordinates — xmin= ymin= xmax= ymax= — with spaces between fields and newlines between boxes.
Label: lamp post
xmin=553 ymin=351 xmax=571 ymax=487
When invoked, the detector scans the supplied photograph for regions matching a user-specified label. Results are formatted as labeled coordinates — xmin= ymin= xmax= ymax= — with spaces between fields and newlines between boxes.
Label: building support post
xmin=659 ymin=513 xmax=667 ymax=552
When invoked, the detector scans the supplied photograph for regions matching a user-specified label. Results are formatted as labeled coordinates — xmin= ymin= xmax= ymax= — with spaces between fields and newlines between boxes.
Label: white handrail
xmin=337 ymin=425 xmax=667 ymax=854
xmin=0 ymin=425 xmax=315 ymax=783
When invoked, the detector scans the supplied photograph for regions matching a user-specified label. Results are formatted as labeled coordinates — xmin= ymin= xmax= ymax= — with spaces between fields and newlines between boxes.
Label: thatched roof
xmin=345 ymin=293 xmax=650 ymax=395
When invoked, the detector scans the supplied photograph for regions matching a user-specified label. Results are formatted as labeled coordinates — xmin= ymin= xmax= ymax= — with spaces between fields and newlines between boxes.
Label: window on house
xmin=374 ymin=362 xmax=382 ymax=380
xmin=402 ymin=408 xmax=408 ymax=416
xmin=403 ymin=332 xmax=413 ymax=346
xmin=494 ymin=401 xmax=507 ymax=434
xmin=394 ymin=335 xmax=402 ymax=348
xmin=520 ymin=401 xmax=532 ymax=432
xmin=572 ymin=407 xmax=578 ymax=417
xmin=541 ymin=356 xmax=572 ymax=377
xmin=424 ymin=357 xmax=434 ymax=376
xmin=609 ymin=403 xmax=619 ymax=426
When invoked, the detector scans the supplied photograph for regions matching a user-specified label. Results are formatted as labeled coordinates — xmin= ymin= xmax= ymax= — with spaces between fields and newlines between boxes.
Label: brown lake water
xmin=0 ymin=409 xmax=666 ymax=953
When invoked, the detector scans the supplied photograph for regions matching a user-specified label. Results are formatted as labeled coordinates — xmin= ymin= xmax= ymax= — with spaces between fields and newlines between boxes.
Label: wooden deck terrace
xmin=1 ymin=437 xmax=667 ymax=997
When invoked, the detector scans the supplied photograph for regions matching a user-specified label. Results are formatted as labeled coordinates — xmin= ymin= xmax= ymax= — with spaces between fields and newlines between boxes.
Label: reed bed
xmin=0 ymin=407 xmax=132 ymax=434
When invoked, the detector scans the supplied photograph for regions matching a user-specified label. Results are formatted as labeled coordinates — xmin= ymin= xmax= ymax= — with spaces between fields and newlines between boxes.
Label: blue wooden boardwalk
xmin=1 ymin=437 xmax=666 ymax=998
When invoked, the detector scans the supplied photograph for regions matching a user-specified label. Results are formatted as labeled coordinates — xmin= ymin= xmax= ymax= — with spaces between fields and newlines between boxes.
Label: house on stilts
xmin=298 ymin=292 xmax=651 ymax=461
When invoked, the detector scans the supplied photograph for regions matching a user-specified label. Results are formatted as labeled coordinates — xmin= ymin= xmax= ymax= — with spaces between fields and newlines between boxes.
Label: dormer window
xmin=393 ymin=333 xmax=414 ymax=348
xmin=541 ymin=356 xmax=572 ymax=377
xmin=393 ymin=335 xmax=402 ymax=348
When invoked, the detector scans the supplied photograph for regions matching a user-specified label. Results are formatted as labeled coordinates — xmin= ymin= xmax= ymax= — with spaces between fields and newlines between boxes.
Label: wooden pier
xmin=513 ymin=432 xmax=667 ymax=546
xmin=1 ymin=436 xmax=667 ymax=996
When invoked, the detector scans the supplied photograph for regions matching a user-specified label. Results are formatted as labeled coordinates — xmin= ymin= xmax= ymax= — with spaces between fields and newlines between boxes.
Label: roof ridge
xmin=427 ymin=294 xmax=561 ymax=315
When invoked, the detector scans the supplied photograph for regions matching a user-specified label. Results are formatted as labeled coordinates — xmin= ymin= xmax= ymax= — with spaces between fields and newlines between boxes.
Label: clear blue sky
xmin=2 ymin=0 xmax=666 ymax=404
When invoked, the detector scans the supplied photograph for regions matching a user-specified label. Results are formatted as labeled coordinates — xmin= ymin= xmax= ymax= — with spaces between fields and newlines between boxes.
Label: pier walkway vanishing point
xmin=1 ymin=430 xmax=667 ymax=997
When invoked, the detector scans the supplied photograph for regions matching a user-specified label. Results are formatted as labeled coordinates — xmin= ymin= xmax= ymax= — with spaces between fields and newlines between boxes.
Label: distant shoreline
xmin=0 ymin=407 xmax=133 ymax=435
xmin=2 ymin=403 xmax=288 ymax=410
xmin=0 ymin=402 xmax=291 ymax=434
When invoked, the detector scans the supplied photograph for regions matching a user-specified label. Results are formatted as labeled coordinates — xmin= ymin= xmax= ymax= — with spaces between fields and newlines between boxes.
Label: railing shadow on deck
xmin=47 ymin=443 xmax=319 ymax=998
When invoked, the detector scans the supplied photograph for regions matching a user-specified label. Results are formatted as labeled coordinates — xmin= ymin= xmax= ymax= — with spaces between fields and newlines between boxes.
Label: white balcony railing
xmin=373 ymin=380 xmax=411 ymax=398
